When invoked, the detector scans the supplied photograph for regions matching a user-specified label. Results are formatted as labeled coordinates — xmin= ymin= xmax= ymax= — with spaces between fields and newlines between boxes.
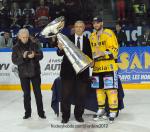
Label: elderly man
xmin=11 ymin=28 xmax=46 ymax=119
xmin=57 ymin=20 xmax=92 ymax=123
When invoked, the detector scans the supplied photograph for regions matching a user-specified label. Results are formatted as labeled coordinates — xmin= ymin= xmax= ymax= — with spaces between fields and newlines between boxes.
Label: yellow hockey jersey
xmin=89 ymin=28 xmax=119 ymax=73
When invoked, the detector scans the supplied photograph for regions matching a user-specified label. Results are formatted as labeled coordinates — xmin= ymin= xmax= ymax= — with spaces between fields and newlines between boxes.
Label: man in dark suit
xmin=57 ymin=20 xmax=93 ymax=123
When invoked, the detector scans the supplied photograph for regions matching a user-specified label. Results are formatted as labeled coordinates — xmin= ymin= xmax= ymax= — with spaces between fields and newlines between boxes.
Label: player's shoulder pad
xmin=103 ymin=29 xmax=114 ymax=37
xmin=90 ymin=31 xmax=96 ymax=36
xmin=89 ymin=32 xmax=96 ymax=39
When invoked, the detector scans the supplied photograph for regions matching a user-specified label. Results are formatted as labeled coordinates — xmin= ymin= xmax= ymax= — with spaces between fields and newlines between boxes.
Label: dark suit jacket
xmin=57 ymin=35 xmax=92 ymax=81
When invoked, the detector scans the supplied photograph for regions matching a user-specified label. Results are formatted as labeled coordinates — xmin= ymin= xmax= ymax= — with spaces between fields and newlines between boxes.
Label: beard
xmin=95 ymin=26 xmax=103 ymax=32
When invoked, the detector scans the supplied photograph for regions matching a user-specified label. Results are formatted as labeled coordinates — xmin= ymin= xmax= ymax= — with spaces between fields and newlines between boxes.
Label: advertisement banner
xmin=1 ymin=47 xmax=150 ymax=89
xmin=0 ymin=48 xmax=62 ymax=88
xmin=40 ymin=49 xmax=62 ymax=84
xmin=118 ymin=46 xmax=150 ymax=84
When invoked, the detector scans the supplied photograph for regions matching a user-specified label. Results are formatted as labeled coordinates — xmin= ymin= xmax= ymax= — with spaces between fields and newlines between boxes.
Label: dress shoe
xmin=61 ymin=118 xmax=69 ymax=124
xmin=75 ymin=117 xmax=84 ymax=122
xmin=23 ymin=115 xmax=31 ymax=119
xmin=39 ymin=114 xmax=46 ymax=119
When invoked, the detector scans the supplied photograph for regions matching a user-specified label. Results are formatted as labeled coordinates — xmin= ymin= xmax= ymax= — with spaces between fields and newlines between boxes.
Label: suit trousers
xmin=61 ymin=78 xmax=88 ymax=120
xmin=20 ymin=75 xmax=44 ymax=116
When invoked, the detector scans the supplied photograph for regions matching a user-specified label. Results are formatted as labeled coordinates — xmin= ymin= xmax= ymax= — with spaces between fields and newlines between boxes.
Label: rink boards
xmin=0 ymin=47 xmax=150 ymax=90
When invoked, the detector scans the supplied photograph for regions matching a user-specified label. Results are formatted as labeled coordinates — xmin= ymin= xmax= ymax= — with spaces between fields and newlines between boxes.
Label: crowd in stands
xmin=0 ymin=0 xmax=149 ymax=48
xmin=117 ymin=0 xmax=150 ymax=26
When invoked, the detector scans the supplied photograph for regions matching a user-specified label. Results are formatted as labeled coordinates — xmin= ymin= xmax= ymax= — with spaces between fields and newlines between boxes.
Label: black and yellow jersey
xmin=89 ymin=28 xmax=119 ymax=73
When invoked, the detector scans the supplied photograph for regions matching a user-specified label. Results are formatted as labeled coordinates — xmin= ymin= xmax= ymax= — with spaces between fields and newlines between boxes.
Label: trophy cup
xmin=41 ymin=16 xmax=93 ymax=74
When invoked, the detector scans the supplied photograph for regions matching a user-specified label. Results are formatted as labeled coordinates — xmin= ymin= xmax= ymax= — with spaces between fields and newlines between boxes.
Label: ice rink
xmin=0 ymin=90 xmax=150 ymax=132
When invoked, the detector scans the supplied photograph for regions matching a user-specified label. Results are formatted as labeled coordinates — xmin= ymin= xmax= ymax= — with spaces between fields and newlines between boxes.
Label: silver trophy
xmin=41 ymin=16 xmax=93 ymax=74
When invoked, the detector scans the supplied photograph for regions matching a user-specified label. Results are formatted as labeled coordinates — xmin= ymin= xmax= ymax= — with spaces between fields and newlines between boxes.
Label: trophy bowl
xmin=41 ymin=16 xmax=65 ymax=38
xmin=40 ymin=16 xmax=93 ymax=74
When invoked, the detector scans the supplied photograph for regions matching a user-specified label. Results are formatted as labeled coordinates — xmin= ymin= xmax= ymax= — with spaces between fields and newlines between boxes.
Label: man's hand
xmin=23 ymin=51 xmax=29 ymax=58
xmin=27 ymin=51 xmax=35 ymax=59
xmin=57 ymin=41 xmax=64 ymax=50
xmin=94 ymin=47 xmax=105 ymax=58
xmin=97 ymin=50 xmax=105 ymax=57
xmin=90 ymin=61 xmax=95 ymax=67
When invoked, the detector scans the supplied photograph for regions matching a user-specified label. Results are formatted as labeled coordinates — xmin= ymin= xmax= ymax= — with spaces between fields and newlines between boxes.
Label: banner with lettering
xmin=0 ymin=48 xmax=62 ymax=85
xmin=0 ymin=47 xmax=150 ymax=86
xmin=118 ymin=46 xmax=150 ymax=83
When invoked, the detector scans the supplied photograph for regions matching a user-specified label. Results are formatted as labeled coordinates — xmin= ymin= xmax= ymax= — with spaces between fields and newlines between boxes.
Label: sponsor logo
xmin=0 ymin=63 xmax=10 ymax=70
xmin=104 ymin=79 xmax=113 ymax=86
xmin=104 ymin=77 xmax=113 ymax=89
xmin=91 ymin=76 xmax=99 ymax=88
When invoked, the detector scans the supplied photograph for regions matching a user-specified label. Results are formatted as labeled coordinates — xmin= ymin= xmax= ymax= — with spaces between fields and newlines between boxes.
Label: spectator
xmin=35 ymin=0 xmax=50 ymax=28
xmin=22 ymin=2 xmax=35 ymax=28
xmin=137 ymin=28 xmax=150 ymax=46
xmin=0 ymin=0 xmax=3 ymax=9
xmin=47 ymin=36 xmax=57 ymax=48
xmin=29 ymin=32 xmax=42 ymax=49
xmin=80 ymin=0 xmax=93 ymax=21
xmin=10 ymin=2 xmax=22 ymax=28
xmin=114 ymin=23 xmax=128 ymax=47
xmin=49 ymin=0 xmax=66 ymax=20
xmin=0 ymin=29 xmax=13 ymax=48
xmin=64 ymin=0 xmax=82 ymax=25
xmin=92 ymin=0 xmax=103 ymax=19
xmin=0 ymin=0 xmax=11 ymax=29
xmin=147 ymin=7 xmax=150 ymax=25
xmin=116 ymin=0 xmax=126 ymax=21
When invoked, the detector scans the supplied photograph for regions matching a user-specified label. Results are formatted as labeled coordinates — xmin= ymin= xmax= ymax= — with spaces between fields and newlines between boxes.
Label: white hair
xmin=18 ymin=28 xmax=29 ymax=37
xmin=74 ymin=20 xmax=85 ymax=25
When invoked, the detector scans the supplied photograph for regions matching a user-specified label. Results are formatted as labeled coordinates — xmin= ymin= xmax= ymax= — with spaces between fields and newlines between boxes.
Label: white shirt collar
xmin=75 ymin=34 xmax=83 ymax=39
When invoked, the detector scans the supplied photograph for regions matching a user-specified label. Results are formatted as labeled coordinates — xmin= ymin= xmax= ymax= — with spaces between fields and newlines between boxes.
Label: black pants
xmin=61 ymin=79 xmax=88 ymax=120
xmin=20 ymin=75 xmax=44 ymax=116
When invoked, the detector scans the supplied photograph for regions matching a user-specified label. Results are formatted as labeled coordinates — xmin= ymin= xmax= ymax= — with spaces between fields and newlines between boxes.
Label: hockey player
xmin=89 ymin=16 xmax=119 ymax=122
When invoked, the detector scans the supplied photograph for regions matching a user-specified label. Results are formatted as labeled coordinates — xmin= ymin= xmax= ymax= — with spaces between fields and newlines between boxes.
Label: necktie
xmin=77 ymin=37 xmax=80 ymax=49
xmin=5 ymin=39 xmax=8 ymax=46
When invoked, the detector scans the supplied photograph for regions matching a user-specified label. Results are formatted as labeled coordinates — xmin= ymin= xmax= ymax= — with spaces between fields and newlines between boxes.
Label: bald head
xmin=74 ymin=20 xmax=85 ymax=36
xmin=18 ymin=28 xmax=30 ymax=44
